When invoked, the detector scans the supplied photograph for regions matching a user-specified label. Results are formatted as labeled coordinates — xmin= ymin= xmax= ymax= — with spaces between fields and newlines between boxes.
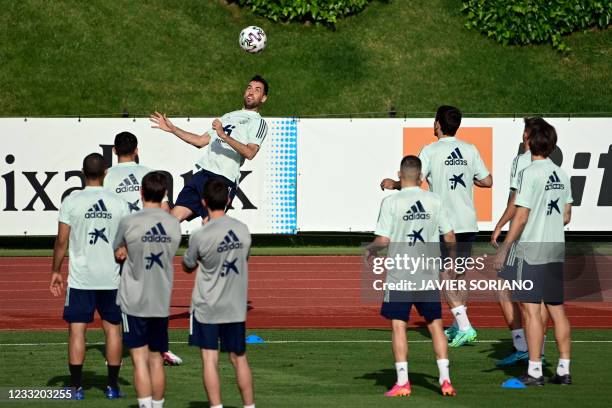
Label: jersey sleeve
xmin=514 ymin=169 xmax=535 ymax=209
xmin=509 ymin=155 xmax=520 ymax=190
xmin=418 ymin=146 xmax=430 ymax=181
xmin=374 ymin=198 xmax=393 ymax=238
xmin=58 ymin=197 xmax=72 ymax=225
xmin=247 ymin=118 xmax=268 ymax=146
xmin=437 ymin=203 xmax=453 ymax=235
xmin=472 ymin=145 xmax=490 ymax=181
xmin=182 ymin=232 xmax=201 ymax=269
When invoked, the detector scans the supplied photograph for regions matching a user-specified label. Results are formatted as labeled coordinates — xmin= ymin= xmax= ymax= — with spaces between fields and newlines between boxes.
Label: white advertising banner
xmin=297 ymin=118 xmax=612 ymax=232
xmin=0 ymin=118 xmax=297 ymax=235
xmin=1 ymin=117 xmax=609 ymax=235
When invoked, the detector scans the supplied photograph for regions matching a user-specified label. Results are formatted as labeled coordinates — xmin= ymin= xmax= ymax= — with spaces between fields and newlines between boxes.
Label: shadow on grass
xmin=356 ymin=369 xmax=440 ymax=394
xmin=46 ymin=371 xmax=130 ymax=392
xmin=478 ymin=339 xmax=554 ymax=378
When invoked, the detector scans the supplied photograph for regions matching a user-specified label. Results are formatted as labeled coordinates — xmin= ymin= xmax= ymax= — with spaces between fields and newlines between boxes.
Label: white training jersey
xmin=104 ymin=161 xmax=153 ymax=213
xmin=514 ymin=159 xmax=573 ymax=264
xmin=197 ymin=109 xmax=268 ymax=183
xmin=509 ymin=150 xmax=532 ymax=191
xmin=58 ymin=186 xmax=130 ymax=289
xmin=419 ymin=137 xmax=490 ymax=233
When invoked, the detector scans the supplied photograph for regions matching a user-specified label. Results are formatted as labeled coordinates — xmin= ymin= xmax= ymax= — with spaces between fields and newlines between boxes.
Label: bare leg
xmin=68 ymin=323 xmax=87 ymax=365
xmin=426 ymin=319 xmax=448 ymax=360
xmin=130 ymin=346 xmax=152 ymax=398
xmin=229 ymin=353 xmax=254 ymax=406
xmin=391 ymin=319 xmax=408 ymax=362
xmin=546 ymin=304 xmax=571 ymax=360
xmin=498 ymin=285 xmax=522 ymax=330
xmin=148 ymin=351 xmax=165 ymax=401
xmin=201 ymin=349 xmax=221 ymax=406
xmin=170 ymin=205 xmax=193 ymax=222
xmin=522 ymin=303 xmax=544 ymax=363
xmin=102 ymin=320 xmax=122 ymax=365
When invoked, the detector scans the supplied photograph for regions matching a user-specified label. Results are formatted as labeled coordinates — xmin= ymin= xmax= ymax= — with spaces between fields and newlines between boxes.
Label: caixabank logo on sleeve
xmin=402 ymin=127 xmax=493 ymax=223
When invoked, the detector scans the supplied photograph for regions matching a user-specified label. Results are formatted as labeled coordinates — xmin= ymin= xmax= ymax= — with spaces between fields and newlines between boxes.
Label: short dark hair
xmin=114 ymin=131 xmax=138 ymax=156
xmin=141 ymin=171 xmax=167 ymax=203
xmin=527 ymin=118 xmax=557 ymax=157
xmin=203 ymin=178 xmax=230 ymax=211
xmin=400 ymin=155 xmax=422 ymax=175
xmin=250 ymin=74 xmax=269 ymax=96
xmin=83 ymin=153 xmax=106 ymax=179
xmin=435 ymin=105 xmax=462 ymax=136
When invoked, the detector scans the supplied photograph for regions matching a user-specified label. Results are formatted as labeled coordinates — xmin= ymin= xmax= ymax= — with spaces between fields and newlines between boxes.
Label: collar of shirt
xmin=114 ymin=161 xmax=138 ymax=167
xmin=438 ymin=136 xmax=456 ymax=142
xmin=84 ymin=186 xmax=103 ymax=190
xmin=400 ymin=186 xmax=421 ymax=191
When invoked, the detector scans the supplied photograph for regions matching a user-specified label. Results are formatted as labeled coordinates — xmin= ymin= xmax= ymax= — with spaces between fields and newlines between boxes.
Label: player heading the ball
xmin=150 ymin=75 xmax=269 ymax=223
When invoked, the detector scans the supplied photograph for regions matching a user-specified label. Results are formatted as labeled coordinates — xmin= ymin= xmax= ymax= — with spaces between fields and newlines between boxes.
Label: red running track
xmin=1 ymin=256 xmax=611 ymax=330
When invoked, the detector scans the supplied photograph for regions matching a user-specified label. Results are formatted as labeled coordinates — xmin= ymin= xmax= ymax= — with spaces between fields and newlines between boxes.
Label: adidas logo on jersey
xmin=545 ymin=171 xmax=564 ymax=191
xmin=116 ymin=173 xmax=140 ymax=193
xmin=403 ymin=200 xmax=431 ymax=220
xmin=444 ymin=147 xmax=468 ymax=166
xmin=217 ymin=230 xmax=243 ymax=253
xmin=142 ymin=222 xmax=172 ymax=243
xmin=85 ymin=199 xmax=112 ymax=219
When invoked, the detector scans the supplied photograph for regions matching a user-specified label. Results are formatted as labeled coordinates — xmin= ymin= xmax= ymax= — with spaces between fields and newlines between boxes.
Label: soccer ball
xmin=239 ymin=26 xmax=267 ymax=54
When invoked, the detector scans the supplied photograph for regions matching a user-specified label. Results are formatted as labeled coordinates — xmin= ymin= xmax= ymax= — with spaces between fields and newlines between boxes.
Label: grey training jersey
xmin=183 ymin=216 xmax=251 ymax=324
xmin=113 ymin=208 xmax=181 ymax=317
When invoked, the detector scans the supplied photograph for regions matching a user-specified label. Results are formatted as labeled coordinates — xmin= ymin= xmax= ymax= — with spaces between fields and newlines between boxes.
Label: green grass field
xmin=1 ymin=0 xmax=610 ymax=117
xmin=1 ymin=328 xmax=611 ymax=407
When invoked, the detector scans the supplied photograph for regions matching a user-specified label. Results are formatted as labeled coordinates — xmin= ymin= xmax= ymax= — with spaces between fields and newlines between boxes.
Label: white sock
xmin=137 ymin=397 xmax=153 ymax=408
xmin=451 ymin=305 xmax=471 ymax=331
xmin=395 ymin=362 xmax=409 ymax=385
xmin=152 ymin=399 xmax=164 ymax=408
xmin=557 ymin=359 xmax=570 ymax=376
xmin=211 ymin=405 xmax=223 ymax=408
xmin=244 ymin=405 xmax=256 ymax=408
xmin=528 ymin=360 xmax=543 ymax=378
xmin=511 ymin=329 xmax=527 ymax=352
xmin=437 ymin=359 xmax=450 ymax=385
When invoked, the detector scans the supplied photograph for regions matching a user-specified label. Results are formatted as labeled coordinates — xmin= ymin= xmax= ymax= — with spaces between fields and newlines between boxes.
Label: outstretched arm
xmin=150 ymin=112 xmax=211 ymax=148
xmin=380 ymin=179 xmax=400 ymax=190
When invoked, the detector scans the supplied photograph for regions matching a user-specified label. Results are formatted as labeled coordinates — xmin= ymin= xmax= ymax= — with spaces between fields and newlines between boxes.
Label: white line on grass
xmin=1 ymin=340 xmax=612 ymax=347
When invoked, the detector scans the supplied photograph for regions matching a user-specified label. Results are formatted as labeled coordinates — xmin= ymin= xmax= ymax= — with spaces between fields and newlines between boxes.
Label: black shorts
xmin=380 ymin=291 xmax=442 ymax=322
xmin=63 ymin=288 xmax=121 ymax=324
xmin=121 ymin=314 xmax=169 ymax=352
xmin=439 ymin=232 xmax=476 ymax=261
xmin=175 ymin=169 xmax=237 ymax=221
xmin=502 ymin=259 xmax=564 ymax=305
xmin=188 ymin=313 xmax=246 ymax=354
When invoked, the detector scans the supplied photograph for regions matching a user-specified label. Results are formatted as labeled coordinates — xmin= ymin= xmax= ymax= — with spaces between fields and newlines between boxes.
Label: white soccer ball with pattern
xmin=239 ymin=26 xmax=267 ymax=54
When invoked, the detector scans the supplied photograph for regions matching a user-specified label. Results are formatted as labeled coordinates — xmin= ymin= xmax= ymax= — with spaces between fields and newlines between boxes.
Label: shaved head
xmin=400 ymin=155 xmax=421 ymax=182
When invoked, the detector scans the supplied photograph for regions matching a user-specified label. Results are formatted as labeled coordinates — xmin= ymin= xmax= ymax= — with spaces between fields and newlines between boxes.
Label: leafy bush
xmin=234 ymin=0 xmax=374 ymax=26
xmin=462 ymin=0 xmax=611 ymax=52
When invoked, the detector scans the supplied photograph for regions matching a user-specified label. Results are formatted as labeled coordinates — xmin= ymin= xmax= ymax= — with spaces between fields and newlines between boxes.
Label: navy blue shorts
xmin=380 ymin=291 xmax=442 ymax=322
xmin=188 ymin=314 xmax=246 ymax=354
xmin=63 ymin=288 xmax=121 ymax=324
xmin=121 ymin=314 xmax=169 ymax=352
xmin=175 ymin=169 xmax=237 ymax=221
xmin=439 ymin=232 xmax=476 ymax=260
xmin=507 ymin=260 xmax=564 ymax=305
